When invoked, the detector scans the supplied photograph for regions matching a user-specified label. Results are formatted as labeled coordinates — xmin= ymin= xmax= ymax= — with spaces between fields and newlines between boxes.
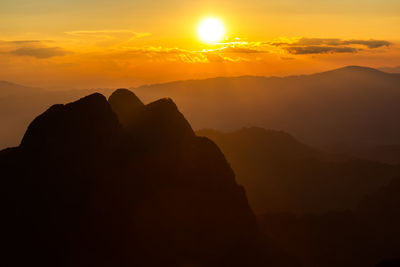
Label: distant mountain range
xmin=379 ymin=65 xmax=400 ymax=73
xmin=259 ymin=177 xmax=400 ymax=267
xmin=132 ymin=66 xmax=400 ymax=147
xmin=0 ymin=85 xmax=113 ymax=148
xmin=0 ymin=80 xmax=43 ymax=97
xmin=322 ymin=142 xmax=400 ymax=165
xmin=2 ymin=65 xmax=400 ymax=156
xmin=198 ymin=127 xmax=399 ymax=213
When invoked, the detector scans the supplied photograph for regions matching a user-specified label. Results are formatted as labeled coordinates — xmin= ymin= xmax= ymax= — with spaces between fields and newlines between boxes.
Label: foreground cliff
xmin=1 ymin=89 xmax=292 ymax=267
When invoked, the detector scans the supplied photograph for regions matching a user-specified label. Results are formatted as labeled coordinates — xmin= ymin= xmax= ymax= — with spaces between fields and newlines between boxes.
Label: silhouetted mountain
xmin=21 ymin=93 xmax=120 ymax=150
xmin=0 ymin=80 xmax=42 ymax=97
xmin=1 ymin=90 xmax=294 ymax=267
xmin=197 ymin=127 xmax=321 ymax=161
xmin=258 ymin=177 xmax=400 ymax=266
xmin=108 ymin=88 xmax=145 ymax=127
xmin=376 ymin=260 xmax=400 ymax=267
xmin=357 ymin=178 xmax=400 ymax=233
xmin=132 ymin=66 xmax=400 ymax=146
xmin=322 ymin=143 xmax=400 ymax=165
xmin=0 ymin=86 xmax=113 ymax=148
xmin=198 ymin=127 xmax=399 ymax=213
xmin=379 ymin=65 xmax=400 ymax=74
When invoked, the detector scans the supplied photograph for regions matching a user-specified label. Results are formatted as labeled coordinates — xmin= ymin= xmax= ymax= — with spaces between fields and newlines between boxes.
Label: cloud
xmin=269 ymin=37 xmax=391 ymax=55
xmin=281 ymin=56 xmax=295 ymax=60
xmin=65 ymin=30 xmax=150 ymax=39
xmin=8 ymin=40 xmax=46 ymax=44
xmin=219 ymin=46 xmax=267 ymax=54
xmin=379 ymin=65 xmax=400 ymax=73
xmin=272 ymin=38 xmax=391 ymax=48
xmin=293 ymin=38 xmax=343 ymax=46
xmin=205 ymin=54 xmax=226 ymax=62
xmin=205 ymin=54 xmax=241 ymax=62
xmin=292 ymin=38 xmax=391 ymax=49
xmin=109 ymin=46 xmax=248 ymax=63
xmin=342 ymin=39 xmax=391 ymax=49
xmin=0 ymin=40 xmax=48 ymax=47
xmin=10 ymin=46 xmax=70 ymax=58
xmin=2 ymin=36 xmax=389 ymax=62
xmin=286 ymin=46 xmax=358 ymax=55
xmin=0 ymin=40 xmax=70 ymax=59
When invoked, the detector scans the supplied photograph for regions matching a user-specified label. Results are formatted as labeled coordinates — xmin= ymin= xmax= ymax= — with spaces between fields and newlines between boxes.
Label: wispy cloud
xmin=342 ymin=39 xmax=391 ymax=49
xmin=286 ymin=46 xmax=358 ymax=55
xmin=0 ymin=40 xmax=70 ymax=59
xmin=290 ymin=38 xmax=391 ymax=49
xmin=269 ymin=38 xmax=391 ymax=55
xmin=65 ymin=30 xmax=151 ymax=39
xmin=109 ymin=46 xmax=249 ymax=63
xmin=219 ymin=46 xmax=267 ymax=54
xmin=8 ymin=40 xmax=48 ymax=44
xmin=10 ymin=46 xmax=69 ymax=58
xmin=0 ymin=36 xmax=394 ymax=61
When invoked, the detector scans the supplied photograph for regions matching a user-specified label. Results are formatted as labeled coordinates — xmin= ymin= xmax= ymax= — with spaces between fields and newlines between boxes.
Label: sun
xmin=197 ymin=17 xmax=225 ymax=44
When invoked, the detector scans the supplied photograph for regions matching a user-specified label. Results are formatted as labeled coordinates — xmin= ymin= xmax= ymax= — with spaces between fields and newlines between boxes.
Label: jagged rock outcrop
xmin=109 ymin=89 xmax=195 ymax=145
xmin=1 ymin=90 xmax=291 ymax=267
xmin=108 ymin=88 xmax=144 ymax=127
xmin=21 ymin=93 xmax=120 ymax=151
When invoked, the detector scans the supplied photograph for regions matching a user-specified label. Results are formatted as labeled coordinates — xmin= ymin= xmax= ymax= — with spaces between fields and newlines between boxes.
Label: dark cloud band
xmin=286 ymin=46 xmax=358 ymax=55
xmin=10 ymin=47 xmax=69 ymax=59
xmin=271 ymin=38 xmax=391 ymax=55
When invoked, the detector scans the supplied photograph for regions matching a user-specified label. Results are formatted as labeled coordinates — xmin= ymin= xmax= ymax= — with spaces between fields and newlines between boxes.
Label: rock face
xmin=21 ymin=93 xmax=120 ymax=151
xmin=1 ymin=90 xmax=287 ymax=267
xmin=108 ymin=88 xmax=144 ymax=127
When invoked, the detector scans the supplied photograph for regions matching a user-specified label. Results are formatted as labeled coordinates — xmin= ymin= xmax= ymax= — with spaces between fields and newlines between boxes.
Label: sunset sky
xmin=1 ymin=0 xmax=400 ymax=88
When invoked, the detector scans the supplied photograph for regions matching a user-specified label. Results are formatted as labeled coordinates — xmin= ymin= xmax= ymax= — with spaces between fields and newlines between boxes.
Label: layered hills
xmin=3 ymin=66 xmax=400 ymax=156
xmin=133 ymin=66 xmax=400 ymax=148
xmin=198 ymin=127 xmax=399 ymax=213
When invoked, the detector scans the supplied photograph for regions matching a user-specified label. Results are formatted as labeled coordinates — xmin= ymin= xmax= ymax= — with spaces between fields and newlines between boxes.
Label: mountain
xmin=258 ymin=178 xmax=400 ymax=267
xmin=379 ymin=65 xmax=400 ymax=73
xmin=198 ymin=127 xmax=399 ymax=213
xmin=1 ymin=90 xmax=293 ymax=267
xmin=132 ymin=66 xmax=400 ymax=146
xmin=322 ymin=143 xmax=400 ymax=164
xmin=0 ymin=86 xmax=113 ymax=149
xmin=0 ymin=80 xmax=43 ymax=97
xmin=2 ymin=66 xmax=400 ymax=150
xmin=197 ymin=127 xmax=322 ymax=161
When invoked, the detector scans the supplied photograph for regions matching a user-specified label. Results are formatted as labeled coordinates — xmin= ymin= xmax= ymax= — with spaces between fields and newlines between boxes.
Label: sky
xmin=1 ymin=0 xmax=400 ymax=88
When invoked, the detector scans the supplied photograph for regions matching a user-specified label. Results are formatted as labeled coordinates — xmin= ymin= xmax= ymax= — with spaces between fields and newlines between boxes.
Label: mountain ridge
xmin=198 ymin=127 xmax=399 ymax=214
xmin=131 ymin=65 xmax=400 ymax=90
xmin=130 ymin=65 xmax=400 ymax=146
xmin=2 ymin=65 xmax=400 ymax=149
xmin=0 ymin=80 xmax=43 ymax=97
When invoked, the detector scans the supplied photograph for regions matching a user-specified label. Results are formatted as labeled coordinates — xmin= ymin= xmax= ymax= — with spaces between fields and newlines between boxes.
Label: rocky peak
xmin=109 ymin=89 xmax=195 ymax=145
xmin=20 ymin=93 xmax=119 ymax=151
xmin=141 ymin=97 xmax=195 ymax=142
xmin=108 ymin=89 xmax=145 ymax=127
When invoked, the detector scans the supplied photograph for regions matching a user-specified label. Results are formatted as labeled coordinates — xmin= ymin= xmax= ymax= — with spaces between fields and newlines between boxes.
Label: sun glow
xmin=197 ymin=17 xmax=225 ymax=44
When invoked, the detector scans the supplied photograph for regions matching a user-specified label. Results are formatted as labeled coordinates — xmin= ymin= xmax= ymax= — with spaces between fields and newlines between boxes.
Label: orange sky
xmin=1 ymin=0 xmax=400 ymax=88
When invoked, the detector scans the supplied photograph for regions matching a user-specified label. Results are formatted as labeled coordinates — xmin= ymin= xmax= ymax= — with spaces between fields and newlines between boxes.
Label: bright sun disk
xmin=197 ymin=18 xmax=225 ymax=44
